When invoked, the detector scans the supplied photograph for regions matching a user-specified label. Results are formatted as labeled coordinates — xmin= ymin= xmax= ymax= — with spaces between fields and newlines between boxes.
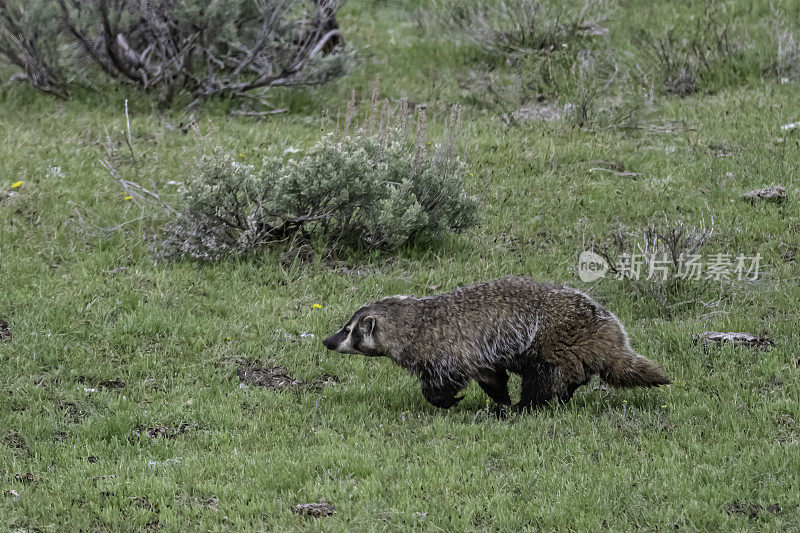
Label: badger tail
xmin=600 ymin=349 xmax=670 ymax=388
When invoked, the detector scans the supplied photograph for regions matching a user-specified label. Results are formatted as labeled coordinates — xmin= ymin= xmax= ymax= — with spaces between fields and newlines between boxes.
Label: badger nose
xmin=322 ymin=336 xmax=334 ymax=350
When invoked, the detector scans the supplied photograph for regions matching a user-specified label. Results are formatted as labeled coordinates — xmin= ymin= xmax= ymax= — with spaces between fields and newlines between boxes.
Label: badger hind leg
xmin=514 ymin=361 xmax=561 ymax=412
xmin=512 ymin=360 xmax=591 ymax=413
xmin=563 ymin=369 xmax=593 ymax=401
xmin=477 ymin=368 xmax=511 ymax=406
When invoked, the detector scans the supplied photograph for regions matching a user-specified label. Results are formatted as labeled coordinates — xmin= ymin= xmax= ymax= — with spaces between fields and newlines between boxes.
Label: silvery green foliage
xmin=158 ymin=132 xmax=479 ymax=260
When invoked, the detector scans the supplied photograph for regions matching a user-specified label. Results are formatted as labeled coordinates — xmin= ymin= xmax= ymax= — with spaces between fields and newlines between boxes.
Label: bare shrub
xmin=423 ymin=0 xmax=616 ymax=58
xmin=770 ymin=7 xmax=800 ymax=83
xmin=0 ymin=1 xmax=66 ymax=97
xmin=590 ymin=218 xmax=715 ymax=316
xmin=423 ymin=0 xmax=647 ymax=130
xmin=0 ymin=0 xmax=352 ymax=105
xmin=636 ymin=4 xmax=747 ymax=96
xmin=565 ymin=49 xmax=649 ymax=130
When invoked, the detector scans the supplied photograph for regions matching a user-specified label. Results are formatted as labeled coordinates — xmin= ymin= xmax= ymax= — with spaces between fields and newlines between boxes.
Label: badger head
xmin=322 ymin=307 xmax=381 ymax=357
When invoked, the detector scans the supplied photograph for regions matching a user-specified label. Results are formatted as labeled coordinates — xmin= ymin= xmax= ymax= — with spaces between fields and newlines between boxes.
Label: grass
xmin=1 ymin=0 xmax=800 ymax=530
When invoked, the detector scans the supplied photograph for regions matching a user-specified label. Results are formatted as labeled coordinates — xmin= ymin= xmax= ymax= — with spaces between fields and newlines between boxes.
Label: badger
xmin=322 ymin=276 xmax=669 ymax=413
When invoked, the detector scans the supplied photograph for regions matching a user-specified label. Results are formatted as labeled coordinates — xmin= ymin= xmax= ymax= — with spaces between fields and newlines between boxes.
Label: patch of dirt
xmin=134 ymin=422 xmax=196 ymax=439
xmin=722 ymin=502 xmax=785 ymax=519
xmin=14 ymin=473 xmax=39 ymax=483
xmin=59 ymin=401 xmax=88 ymax=423
xmin=78 ymin=376 xmax=126 ymax=390
xmin=175 ymin=494 xmax=220 ymax=509
xmin=236 ymin=360 xmax=338 ymax=391
xmin=694 ymin=331 xmax=775 ymax=351
xmin=130 ymin=496 xmax=159 ymax=512
xmin=0 ymin=319 xmax=10 ymax=342
xmin=294 ymin=499 xmax=335 ymax=517
xmin=311 ymin=374 xmax=340 ymax=388
xmin=2 ymin=430 xmax=26 ymax=450
xmin=708 ymin=142 xmax=735 ymax=158
xmin=98 ymin=378 xmax=126 ymax=389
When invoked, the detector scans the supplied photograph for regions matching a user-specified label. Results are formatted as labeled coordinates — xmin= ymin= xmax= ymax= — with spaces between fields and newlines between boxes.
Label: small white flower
xmin=46 ymin=165 xmax=65 ymax=179
xmin=781 ymin=121 xmax=800 ymax=131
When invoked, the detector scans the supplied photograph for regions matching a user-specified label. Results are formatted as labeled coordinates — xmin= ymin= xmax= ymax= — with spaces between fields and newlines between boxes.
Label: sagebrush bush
xmin=152 ymin=129 xmax=478 ymax=260
xmin=423 ymin=0 xmax=615 ymax=58
xmin=0 ymin=0 xmax=352 ymax=104
xmin=634 ymin=3 xmax=756 ymax=96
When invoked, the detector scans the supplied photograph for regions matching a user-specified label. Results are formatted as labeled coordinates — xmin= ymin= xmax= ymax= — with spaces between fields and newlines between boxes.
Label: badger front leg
xmin=420 ymin=376 xmax=464 ymax=409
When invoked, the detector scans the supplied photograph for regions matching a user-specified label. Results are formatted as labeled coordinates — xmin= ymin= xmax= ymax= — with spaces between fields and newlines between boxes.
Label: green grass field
xmin=2 ymin=0 xmax=799 ymax=530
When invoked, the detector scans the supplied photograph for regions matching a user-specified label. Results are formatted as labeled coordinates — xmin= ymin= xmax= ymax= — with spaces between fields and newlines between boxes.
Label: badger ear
xmin=360 ymin=315 xmax=376 ymax=336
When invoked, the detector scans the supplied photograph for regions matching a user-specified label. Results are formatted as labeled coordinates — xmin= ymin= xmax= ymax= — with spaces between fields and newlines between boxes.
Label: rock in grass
xmin=695 ymin=331 xmax=775 ymax=351
xmin=294 ymin=500 xmax=335 ymax=517
xmin=0 ymin=319 xmax=10 ymax=342
xmin=743 ymin=185 xmax=787 ymax=203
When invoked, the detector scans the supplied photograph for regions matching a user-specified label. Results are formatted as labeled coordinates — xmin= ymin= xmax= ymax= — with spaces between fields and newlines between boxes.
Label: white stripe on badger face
xmin=335 ymin=326 xmax=359 ymax=354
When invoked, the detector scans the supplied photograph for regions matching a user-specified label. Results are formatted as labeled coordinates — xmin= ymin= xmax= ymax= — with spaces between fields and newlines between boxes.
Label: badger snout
xmin=323 ymin=327 xmax=359 ymax=354
xmin=322 ymin=334 xmax=336 ymax=350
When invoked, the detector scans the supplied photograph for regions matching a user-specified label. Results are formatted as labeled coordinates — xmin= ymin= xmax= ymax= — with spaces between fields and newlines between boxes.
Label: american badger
xmin=323 ymin=276 xmax=669 ymax=412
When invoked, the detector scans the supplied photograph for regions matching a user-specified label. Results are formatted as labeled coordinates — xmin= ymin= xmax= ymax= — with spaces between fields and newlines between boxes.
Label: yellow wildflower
xmin=11 ymin=181 xmax=22 ymax=189
xmin=311 ymin=304 xmax=322 ymax=309
xmin=124 ymin=196 xmax=132 ymax=200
